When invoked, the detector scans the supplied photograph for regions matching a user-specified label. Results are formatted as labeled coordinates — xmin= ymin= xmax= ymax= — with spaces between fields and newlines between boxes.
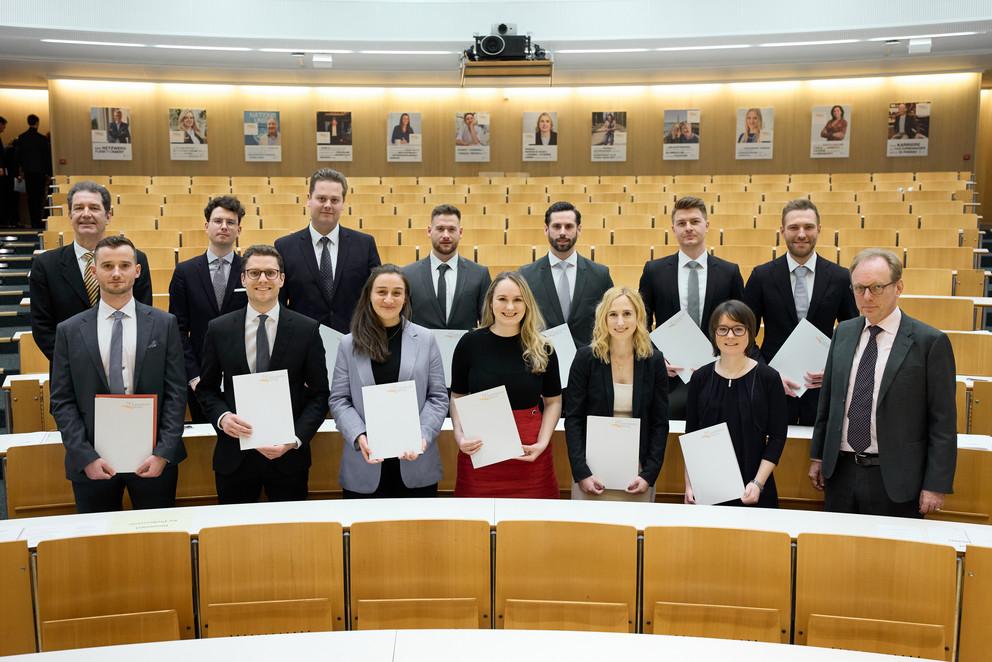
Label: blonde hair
xmin=479 ymin=272 xmax=551 ymax=374
xmin=590 ymin=287 xmax=654 ymax=363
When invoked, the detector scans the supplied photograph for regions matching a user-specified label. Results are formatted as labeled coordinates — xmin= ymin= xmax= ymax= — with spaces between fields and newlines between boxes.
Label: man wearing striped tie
xmin=29 ymin=180 xmax=153 ymax=362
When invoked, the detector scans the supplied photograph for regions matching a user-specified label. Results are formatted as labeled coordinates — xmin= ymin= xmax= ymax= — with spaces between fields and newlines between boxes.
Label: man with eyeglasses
xmin=743 ymin=199 xmax=858 ymax=424
xmin=168 ymin=195 xmax=248 ymax=422
xmin=195 ymin=244 xmax=329 ymax=504
xmin=809 ymin=248 xmax=956 ymax=518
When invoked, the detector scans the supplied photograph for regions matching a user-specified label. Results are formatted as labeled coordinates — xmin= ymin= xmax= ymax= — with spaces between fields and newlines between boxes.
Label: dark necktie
xmin=319 ymin=237 xmax=334 ymax=299
xmin=211 ymin=258 xmax=227 ymax=310
xmin=255 ymin=314 xmax=270 ymax=373
xmin=847 ymin=325 xmax=883 ymax=454
xmin=437 ymin=263 xmax=450 ymax=324
xmin=108 ymin=310 xmax=125 ymax=394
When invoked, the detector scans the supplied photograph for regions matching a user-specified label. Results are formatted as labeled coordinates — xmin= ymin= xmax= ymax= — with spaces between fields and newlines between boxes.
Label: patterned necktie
xmin=686 ymin=261 xmax=702 ymax=327
xmin=556 ymin=262 xmax=572 ymax=320
xmin=847 ymin=325 xmax=884 ymax=454
xmin=255 ymin=314 xmax=270 ymax=373
xmin=83 ymin=252 xmax=99 ymax=306
xmin=108 ymin=310 xmax=125 ymax=394
xmin=437 ymin=263 xmax=450 ymax=323
xmin=793 ymin=265 xmax=810 ymax=320
xmin=319 ymin=237 xmax=335 ymax=299
xmin=211 ymin=258 xmax=227 ymax=310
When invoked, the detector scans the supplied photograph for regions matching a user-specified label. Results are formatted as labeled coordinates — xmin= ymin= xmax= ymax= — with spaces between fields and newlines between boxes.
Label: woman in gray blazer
xmin=329 ymin=264 xmax=448 ymax=497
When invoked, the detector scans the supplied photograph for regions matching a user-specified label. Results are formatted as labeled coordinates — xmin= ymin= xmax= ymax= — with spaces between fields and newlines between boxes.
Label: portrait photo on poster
xmin=523 ymin=111 xmax=558 ymax=161
xmin=455 ymin=111 xmax=490 ymax=163
xmin=169 ymin=108 xmax=208 ymax=161
xmin=387 ymin=111 xmax=422 ymax=162
xmin=810 ymin=104 xmax=851 ymax=159
xmin=735 ymin=107 xmax=773 ymax=160
xmin=91 ymin=106 xmax=133 ymax=160
xmin=591 ymin=111 xmax=627 ymax=162
xmin=243 ymin=110 xmax=282 ymax=162
xmin=663 ymin=109 xmax=700 ymax=161
xmin=887 ymin=101 xmax=930 ymax=157
xmin=317 ymin=111 xmax=353 ymax=162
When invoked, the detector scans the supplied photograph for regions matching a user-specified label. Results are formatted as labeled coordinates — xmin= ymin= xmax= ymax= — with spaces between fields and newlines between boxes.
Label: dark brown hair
xmin=780 ymin=198 xmax=820 ymax=226
xmin=204 ymin=195 xmax=246 ymax=223
xmin=431 ymin=203 xmax=461 ymax=221
xmin=707 ymin=299 xmax=757 ymax=356
xmin=350 ymin=264 xmax=412 ymax=362
xmin=309 ymin=168 xmax=349 ymax=199
xmin=93 ymin=234 xmax=136 ymax=261
xmin=671 ymin=196 xmax=708 ymax=222
xmin=241 ymin=244 xmax=284 ymax=272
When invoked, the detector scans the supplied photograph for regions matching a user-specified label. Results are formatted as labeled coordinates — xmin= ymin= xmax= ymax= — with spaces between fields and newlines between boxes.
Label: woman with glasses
xmin=684 ymin=299 xmax=787 ymax=508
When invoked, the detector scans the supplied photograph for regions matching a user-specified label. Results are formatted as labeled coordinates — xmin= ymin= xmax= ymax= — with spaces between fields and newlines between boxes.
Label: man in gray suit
xmin=50 ymin=235 xmax=187 ymax=513
xmin=403 ymin=204 xmax=492 ymax=330
xmin=519 ymin=201 xmax=614 ymax=347
xmin=809 ymin=248 xmax=956 ymax=518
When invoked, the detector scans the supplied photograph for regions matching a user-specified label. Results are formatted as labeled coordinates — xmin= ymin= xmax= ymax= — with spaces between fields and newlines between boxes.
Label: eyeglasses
xmin=852 ymin=281 xmax=896 ymax=297
xmin=715 ymin=325 xmax=748 ymax=337
xmin=244 ymin=269 xmax=281 ymax=281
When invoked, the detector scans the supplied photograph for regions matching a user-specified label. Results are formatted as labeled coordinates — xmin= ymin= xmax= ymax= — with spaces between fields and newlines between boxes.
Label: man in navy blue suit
xmin=168 ymin=196 xmax=248 ymax=422
xmin=275 ymin=168 xmax=381 ymax=332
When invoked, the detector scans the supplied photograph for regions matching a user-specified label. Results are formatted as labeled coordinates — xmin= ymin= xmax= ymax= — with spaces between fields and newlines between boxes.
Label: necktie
xmin=255 ymin=314 xmax=270 ymax=373
xmin=319 ymin=237 xmax=335 ymax=298
xmin=793 ymin=265 xmax=810 ymax=320
xmin=556 ymin=262 xmax=572 ymax=320
xmin=211 ymin=258 xmax=227 ymax=310
xmin=83 ymin=252 xmax=99 ymax=306
xmin=108 ymin=310 xmax=125 ymax=394
xmin=686 ymin=261 xmax=702 ymax=327
xmin=847 ymin=325 xmax=884 ymax=454
xmin=437 ymin=263 xmax=450 ymax=324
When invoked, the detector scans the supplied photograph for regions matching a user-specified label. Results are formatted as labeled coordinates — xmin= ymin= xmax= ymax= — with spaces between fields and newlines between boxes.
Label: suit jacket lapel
xmin=398 ymin=323 xmax=419 ymax=382
xmin=835 ymin=319 xmax=862 ymax=407
xmin=268 ymin=312 xmax=293 ymax=370
xmin=600 ymin=358 xmax=615 ymax=413
xmin=194 ymin=254 xmax=220 ymax=315
xmin=773 ymin=257 xmax=799 ymax=326
xmin=662 ymin=256 xmax=680 ymax=322
xmin=537 ymin=258 xmax=564 ymax=326
xmin=569 ymin=256 xmax=590 ymax=324
xmin=419 ymin=258 xmax=445 ymax=327
xmin=133 ymin=304 xmax=152 ymax=385
xmin=878 ymin=315 xmax=914 ymax=403
xmin=297 ymin=228 xmax=333 ymax=307
xmin=223 ymin=253 xmax=243 ymax=310
xmin=60 ymin=245 xmax=91 ymax=309
xmin=631 ymin=357 xmax=645 ymax=417
xmin=806 ymin=256 xmax=831 ymax=321
xmin=81 ymin=310 xmax=110 ymax=391
xmin=448 ymin=256 xmax=470 ymax=326
xmin=702 ymin=257 xmax=721 ymax=318
xmin=329 ymin=227 xmax=350 ymax=302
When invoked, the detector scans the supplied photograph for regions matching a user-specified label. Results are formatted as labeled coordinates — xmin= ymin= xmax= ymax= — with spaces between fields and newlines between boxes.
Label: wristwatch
xmin=749 ymin=479 xmax=765 ymax=493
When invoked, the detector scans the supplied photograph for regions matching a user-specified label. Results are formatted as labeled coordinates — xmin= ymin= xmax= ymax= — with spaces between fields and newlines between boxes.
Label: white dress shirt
xmin=73 ymin=241 xmax=93 ymax=280
xmin=677 ymin=250 xmax=708 ymax=317
xmin=310 ymin=222 xmax=340 ymax=278
xmin=840 ymin=307 xmax=902 ymax=454
xmin=245 ymin=302 xmax=279 ymax=374
xmin=786 ymin=251 xmax=817 ymax=309
xmin=548 ymin=250 xmax=578 ymax=300
xmin=430 ymin=251 xmax=458 ymax=321
xmin=97 ymin=297 xmax=137 ymax=394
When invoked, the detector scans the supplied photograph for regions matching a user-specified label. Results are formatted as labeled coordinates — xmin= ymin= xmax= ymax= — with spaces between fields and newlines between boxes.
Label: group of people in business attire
xmin=34 ymin=168 xmax=956 ymax=521
xmin=0 ymin=113 xmax=53 ymax=228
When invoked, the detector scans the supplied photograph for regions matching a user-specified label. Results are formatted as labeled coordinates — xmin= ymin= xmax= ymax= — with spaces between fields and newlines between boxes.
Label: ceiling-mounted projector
xmin=464 ymin=23 xmax=547 ymax=61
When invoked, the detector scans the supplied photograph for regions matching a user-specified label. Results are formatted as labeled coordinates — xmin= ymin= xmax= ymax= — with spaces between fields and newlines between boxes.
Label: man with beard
xmin=519 ymin=200 xmax=613 ymax=347
xmin=744 ymin=199 xmax=858 ymax=424
xmin=403 ymin=204 xmax=491 ymax=330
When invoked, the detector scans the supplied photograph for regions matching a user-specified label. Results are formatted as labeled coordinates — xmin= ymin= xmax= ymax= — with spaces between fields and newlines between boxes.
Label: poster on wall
xmin=169 ymin=108 xmax=208 ymax=161
xmin=663 ymin=109 xmax=700 ymax=160
xmin=90 ymin=107 xmax=132 ymax=160
xmin=523 ymin=111 xmax=558 ymax=161
xmin=244 ymin=111 xmax=281 ymax=162
xmin=735 ymin=107 xmax=773 ymax=160
xmin=810 ymin=104 xmax=851 ymax=159
xmin=317 ymin=111 xmax=352 ymax=161
xmin=387 ymin=112 xmax=422 ymax=162
xmin=591 ymin=111 xmax=626 ymax=162
xmin=455 ymin=112 xmax=490 ymax=162
xmin=887 ymin=101 xmax=930 ymax=157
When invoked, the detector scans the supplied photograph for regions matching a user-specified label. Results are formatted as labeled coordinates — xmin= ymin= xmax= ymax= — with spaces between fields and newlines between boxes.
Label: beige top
xmin=613 ymin=382 xmax=633 ymax=418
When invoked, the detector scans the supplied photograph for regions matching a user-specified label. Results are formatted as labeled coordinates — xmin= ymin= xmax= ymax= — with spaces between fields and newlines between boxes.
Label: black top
xmin=371 ymin=323 xmax=404 ymax=385
xmin=451 ymin=327 xmax=561 ymax=409
xmin=686 ymin=361 xmax=788 ymax=507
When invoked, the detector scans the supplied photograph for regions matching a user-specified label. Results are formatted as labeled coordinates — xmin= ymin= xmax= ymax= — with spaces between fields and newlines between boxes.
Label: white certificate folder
xmin=429 ymin=329 xmax=467 ymax=388
xmin=233 ymin=369 xmax=295 ymax=450
xmin=452 ymin=385 xmax=523 ymax=468
xmin=679 ymin=422 xmax=745 ymax=505
xmin=586 ymin=416 xmax=640 ymax=490
xmin=94 ymin=394 xmax=157 ymax=473
xmin=362 ymin=380 xmax=422 ymax=460
xmin=543 ymin=323 xmax=577 ymax=386
xmin=768 ymin=318 xmax=831 ymax=398
xmin=649 ymin=310 xmax=716 ymax=384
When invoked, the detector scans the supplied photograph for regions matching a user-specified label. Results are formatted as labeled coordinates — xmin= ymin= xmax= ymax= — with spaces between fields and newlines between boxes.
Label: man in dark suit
xmin=196 ymin=244 xmax=330 ymax=504
xmin=168 ymin=195 xmax=248 ymax=422
xmin=403 ymin=203 xmax=491 ymax=330
xmin=30 ymin=180 xmax=153 ymax=362
xmin=15 ymin=113 xmax=52 ymax=228
xmin=106 ymin=108 xmax=131 ymax=144
xmin=519 ymin=201 xmax=613 ymax=347
xmin=49 ymin=235 xmax=187 ymax=513
xmin=638 ymin=196 xmax=745 ymax=417
xmin=0 ymin=116 xmax=15 ymax=227
xmin=743 ymin=199 xmax=858 ymax=424
xmin=275 ymin=168 xmax=381 ymax=333
xmin=809 ymin=248 xmax=956 ymax=518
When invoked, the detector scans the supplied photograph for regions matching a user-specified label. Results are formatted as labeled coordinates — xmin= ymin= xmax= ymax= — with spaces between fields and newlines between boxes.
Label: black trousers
xmin=24 ymin=173 xmax=47 ymax=228
xmin=824 ymin=453 xmax=922 ymax=518
xmin=668 ymin=380 xmax=688 ymax=420
xmin=215 ymin=451 xmax=309 ymax=504
xmin=186 ymin=385 xmax=208 ymax=424
xmin=342 ymin=458 xmax=438 ymax=499
xmin=71 ymin=463 xmax=179 ymax=514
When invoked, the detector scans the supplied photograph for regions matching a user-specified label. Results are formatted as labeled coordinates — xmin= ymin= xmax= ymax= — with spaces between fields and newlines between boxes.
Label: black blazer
xmin=195 ymin=306 xmax=330 ymax=476
xmin=403 ymin=255 xmax=492 ymax=330
xmin=275 ymin=226 xmax=381 ymax=333
xmin=638 ymin=252 xmax=745 ymax=330
xmin=15 ymin=127 xmax=52 ymax=175
xmin=168 ymin=252 xmax=248 ymax=382
xmin=534 ymin=131 xmax=558 ymax=146
xmin=49 ymin=302 xmax=187 ymax=480
xmin=519 ymin=253 xmax=614 ymax=347
xmin=564 ymin=345 xmax=670 ymax=485
xmin=743 ymin=254 xmax=858 ymax=363
xmin=30 ymin=244 xmax=154 ymax=361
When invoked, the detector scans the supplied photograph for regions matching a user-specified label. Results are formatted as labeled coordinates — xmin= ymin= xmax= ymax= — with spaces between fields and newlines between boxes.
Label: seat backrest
xmin=0 ymin=540 xmax=37 ymax=655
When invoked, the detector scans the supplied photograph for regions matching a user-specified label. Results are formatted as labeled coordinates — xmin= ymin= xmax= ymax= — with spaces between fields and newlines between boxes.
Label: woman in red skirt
xmin=450 ymin=272 xmax=562 ymax=498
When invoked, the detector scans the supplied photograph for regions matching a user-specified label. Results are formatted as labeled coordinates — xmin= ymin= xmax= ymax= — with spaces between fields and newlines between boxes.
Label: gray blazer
xmin=329 ymin=320 xmax=449 ymax=493
xmin=811 ymin=311 xmax=957 ymax=503
xmin=403 ymin=255 xmax=492 ymax=330
xmin=519 ymin=253 xmax=613 ymax=347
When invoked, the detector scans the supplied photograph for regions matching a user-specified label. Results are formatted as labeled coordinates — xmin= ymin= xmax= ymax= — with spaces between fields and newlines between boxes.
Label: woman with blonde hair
xmin=450 ymin=271 xmax=562 ymax=498
xmin=737 ymin=107 xmax=764 ymax=143
xmin=564 ymin=287 xmax=669 ymax=501
xmin=179 ymin=109 xmax=205 ymax=144
xmin=534 ymin=112 xmax=557 ymax=146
